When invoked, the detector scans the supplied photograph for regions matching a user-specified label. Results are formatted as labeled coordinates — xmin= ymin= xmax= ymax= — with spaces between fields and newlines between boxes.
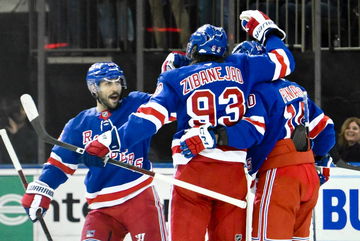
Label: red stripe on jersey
xmin=243 ymin=117 xmax=265 ymax=130
xmin=172 ymin=145 xmax=181 ymax=154
xmin=270 ymin=50 xmax=287 ymax=77
xmin=309 ymin=115 xmax=331 ymax=138
xmin=86 ymin=177 xmax=153 ymax=204
xmin=137 ymin=106 xmax=166 ymax=125
xmin=169 ymin=116 xmax=177 ymax=122
xmin=47 ymin=157 xmax=75 ymax=175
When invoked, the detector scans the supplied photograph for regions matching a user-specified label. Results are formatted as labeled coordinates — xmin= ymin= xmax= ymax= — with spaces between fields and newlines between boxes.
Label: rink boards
xmin=0 ymin=165 xmax=359 ymax=241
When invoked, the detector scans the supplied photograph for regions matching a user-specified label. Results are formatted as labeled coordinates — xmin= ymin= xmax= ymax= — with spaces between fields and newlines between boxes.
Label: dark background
xmin=0 ymin=12 xmax=359 ymax=163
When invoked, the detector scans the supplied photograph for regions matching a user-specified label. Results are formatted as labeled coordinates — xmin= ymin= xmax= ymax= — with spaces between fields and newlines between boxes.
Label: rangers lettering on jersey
xmin=278 ymin=85 xmax=304 ymax=104
xmin=180 ymin=66 xmax=243 ymax=95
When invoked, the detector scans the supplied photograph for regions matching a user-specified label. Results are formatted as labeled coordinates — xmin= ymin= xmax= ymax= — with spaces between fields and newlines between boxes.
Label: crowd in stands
xmin=45 ymin=0 xmax=359 ymax=51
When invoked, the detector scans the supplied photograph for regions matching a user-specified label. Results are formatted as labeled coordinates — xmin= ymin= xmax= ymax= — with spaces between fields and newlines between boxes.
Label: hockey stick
xmin=303 ymin=91 xmax=310 ymax=135
xmin=20 ymin=94 xmax=247 ymax=209
xmin=0 ymin=129 xmax=53 ymax=241
xmin=334 ymin=159 xmax=360 ymax=172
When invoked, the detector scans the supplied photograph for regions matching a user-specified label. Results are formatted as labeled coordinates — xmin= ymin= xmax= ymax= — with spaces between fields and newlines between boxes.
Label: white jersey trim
xmin=199 ymin=149 xmax=247 ymax=163
xmin=88 ymin=184 xmax=151 ymax=209
xmin=309 ymin=113 xmax=333 ymax=133
xmin=86 ymin=174 xmax=151 ymax=198
xmin=268 ymin=49 xmax=290 ymax=80
xmin=48 ymin=152 xmax=77 ymax=177
xmin=244 ymin=115 xmax=265 ymax=135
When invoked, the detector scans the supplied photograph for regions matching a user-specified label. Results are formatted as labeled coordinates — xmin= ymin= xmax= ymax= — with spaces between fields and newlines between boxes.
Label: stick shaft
xmin=21 ymin=94 xmax=247 ymax=208
xmin=0 ymin=129 xmax=22 ymax=171
xmin=0 ymin=128 xmax=53 ymax=241
xmin=0 ymin=129 xmax=29 ymax=188
xmin=37 ymin=131 xmax=247 ymax=208
xmin=107 ymin=159 xmax=246 ymax=208
xmin=303 ymin=91 xmax=310 ymax=131
xmin=154 ymin=173 xmax=247 ymax=208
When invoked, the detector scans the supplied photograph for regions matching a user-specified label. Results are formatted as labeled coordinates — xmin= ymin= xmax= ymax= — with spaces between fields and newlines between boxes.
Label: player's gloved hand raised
xmin=83 ymin=128 xmax=120 ymax=167
xmin=21 ymin=180 xmax=54 ymax=222
xmin=180 ymin=123 xmax=216 ymax=158
xmin=239 ymin=10 xmax=286 ymax=44
xmin=161 ymin=51 xmax=191 ymax=73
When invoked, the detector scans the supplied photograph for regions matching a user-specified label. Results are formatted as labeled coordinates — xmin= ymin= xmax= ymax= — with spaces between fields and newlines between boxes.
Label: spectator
xmin=47 ymin=0 xmax=85 ymax=48
xmin=198 ymin=0 xmax=229 ymax=30
xmin=148 ymin=0 xmax=191 ymax=49
xmin=0 ymin=98 xmax=38 ymax=164
xmin=97 ymin=0 xmax=135 ymax=50
xmin=336 ymin=117 xmax=360 ymax=162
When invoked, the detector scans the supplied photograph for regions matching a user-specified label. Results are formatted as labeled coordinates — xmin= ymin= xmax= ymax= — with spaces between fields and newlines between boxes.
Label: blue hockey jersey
xmin=118 ymin=36 xmax=295 ymax=166
xmin=38 ymin=91 xmax=154 ymax=209
xmin=226 ymin=79 xmax=335 ymax=175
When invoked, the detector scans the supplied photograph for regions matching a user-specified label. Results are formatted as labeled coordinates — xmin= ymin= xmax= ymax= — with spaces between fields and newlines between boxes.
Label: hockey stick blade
xmin=0 ymin=128 xmax=53 ymax=241
xmin=20 ymin=94 xmax=84 ymax=154
xmin=20 ymin=94 xmax=246 ymax=208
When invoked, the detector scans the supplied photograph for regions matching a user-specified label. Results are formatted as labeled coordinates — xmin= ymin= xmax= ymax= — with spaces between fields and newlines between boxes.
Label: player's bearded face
xmin=97 ymin=80 xmax=122 ymax=110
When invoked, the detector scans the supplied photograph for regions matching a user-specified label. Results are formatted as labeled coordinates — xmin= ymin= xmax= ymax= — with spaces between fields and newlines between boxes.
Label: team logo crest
xmin=135 ymin=233 xmax=145 ymax=241
xmin=86 ymin=230 xmax=96 ymax=237
xmin=235 ymin=234 xmax=242 ymax=241
xmin=99 ymin=110 xmax=111 ymax=120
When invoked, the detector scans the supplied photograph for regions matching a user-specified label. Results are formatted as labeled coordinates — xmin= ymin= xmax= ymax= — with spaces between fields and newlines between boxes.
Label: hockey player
xmin=82 ymin=10 xmax=295 ymax=241
xmin=181 ymin=41 xmax=336 ymax=241
xmin=21 ymin=62 xmax=168 ymax=241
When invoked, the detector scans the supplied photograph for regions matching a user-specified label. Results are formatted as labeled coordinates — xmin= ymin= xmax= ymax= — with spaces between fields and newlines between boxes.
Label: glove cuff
xmin=262 ymin=27 xmax=286 ymax=44
xmin=198 ymin=125 xmax=215 ymax=148
xmin=26 ymin=180 xmax=54 ymax=200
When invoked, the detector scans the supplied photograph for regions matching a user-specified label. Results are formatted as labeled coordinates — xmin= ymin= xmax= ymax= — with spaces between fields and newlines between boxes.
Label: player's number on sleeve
xmin=187 ymin=87 xmax=245 ymax=127
xmin=284 ymin=102 xmax=305 ymax=138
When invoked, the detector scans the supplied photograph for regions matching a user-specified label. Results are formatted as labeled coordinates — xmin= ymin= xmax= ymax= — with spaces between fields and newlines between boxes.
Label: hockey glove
xmin=21 ymin=180 xmax=54 ymax=222
xmin=315 ymin=154 xmax=334 ymax=167
xmin=239 ymin=10 xmax=286 ymax=44
xmin=316 ymin=166 xmax=330 ymax=186
xmin=81 ymin=152 xmax=109 ymax=167
xmin=315 ymin=154 xmax=333 ymax=186
xmin=161 ymin=51 xmax=191 ymax=73
xmin=83 ymin=128 xmax=120 ymax=166
xmin=180 ymin=123 xmax=216 ymax=158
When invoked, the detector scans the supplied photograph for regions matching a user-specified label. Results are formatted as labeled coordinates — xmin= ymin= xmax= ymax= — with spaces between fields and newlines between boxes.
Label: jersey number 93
xmin=186 ymin=87 xmax=246 ymax=127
